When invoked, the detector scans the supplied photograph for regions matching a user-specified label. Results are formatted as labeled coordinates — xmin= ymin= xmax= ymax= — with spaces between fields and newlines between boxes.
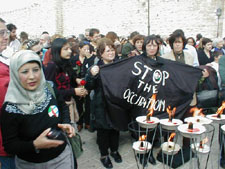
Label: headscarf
xmin=4 ymin=50 xmax=47 ymax=114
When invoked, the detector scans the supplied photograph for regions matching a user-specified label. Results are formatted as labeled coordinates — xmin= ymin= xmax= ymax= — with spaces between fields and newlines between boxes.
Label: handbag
xmin=46 ymin=82 xmax=83 ymax=158
xmin=67 ymin=133 xmax=83 ymax=159
xmin=197 ymin=90 xmax=218 ymax=108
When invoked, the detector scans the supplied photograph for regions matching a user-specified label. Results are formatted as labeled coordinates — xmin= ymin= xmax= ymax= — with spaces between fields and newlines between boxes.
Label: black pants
xmin=76 ymin=96 xmax=90 ymax=125
xmin=97 ymin=128 xmax=120 ymax=157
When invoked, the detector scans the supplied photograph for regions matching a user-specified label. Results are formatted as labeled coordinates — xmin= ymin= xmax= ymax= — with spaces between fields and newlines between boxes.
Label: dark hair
xmin=51 ymin=38 xmax=71 ymax=68
xmin=7 ymin=23 xmax=17 ymax=32
xmin=0 ymin=18 xmax=6 ymax=23
xmin=129 ymin=31 xmax=139 ymax=40
xmin=42 ymin=31 xmax=49 ymax=35
xmin=143 ymin=35 xmax=160 ymax=55
xmin=169 ymin=31 xmax=186 ymax=49
xmin=97 ymin=38 xmax=115 ymax=57
xmin=106 ymin=31 xmax=118 ymax=43
xmin=212 ymin=50 xmax=223 ymax=58
xmin=196 ymin=33 xmax=203 ymax=41
xmin=89 ymin=28 xmax=100 ymax=37
xmin=202 ymin=38 xmax=212 ymax=46
xmin=187 ymin=37 xmax=196 ymax=46
xmin=132 ymin=34 xmax=145 ymax=46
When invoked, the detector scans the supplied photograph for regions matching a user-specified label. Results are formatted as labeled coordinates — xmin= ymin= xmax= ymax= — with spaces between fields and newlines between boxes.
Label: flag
xmin=100 ymin=55 xmax=202 ymax=131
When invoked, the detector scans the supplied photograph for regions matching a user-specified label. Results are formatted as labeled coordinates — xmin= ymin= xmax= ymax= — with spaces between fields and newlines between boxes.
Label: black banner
xmin=100 ymin=55 xmax=202 ymax=131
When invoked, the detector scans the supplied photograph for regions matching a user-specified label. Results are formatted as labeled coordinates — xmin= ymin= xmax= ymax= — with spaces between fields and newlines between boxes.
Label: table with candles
xmin=129 ymin=94 xmax=225 ymax=169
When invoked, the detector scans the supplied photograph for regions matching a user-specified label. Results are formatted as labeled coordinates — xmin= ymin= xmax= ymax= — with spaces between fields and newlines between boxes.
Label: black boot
xmin=100 ymin=156 xmax=113 ymax=168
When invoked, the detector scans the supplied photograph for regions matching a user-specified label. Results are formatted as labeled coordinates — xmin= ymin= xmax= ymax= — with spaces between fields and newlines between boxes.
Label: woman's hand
xmin=33 ymin=128 xmax=64 ymax=150
xmin=75 ymin=78 xmax=82 ymax=85
xmin=74 ymin=88 xmax=88 ymax=97
xmin=58 ymin=124 xmax=75 ymax=138
xmin=90 ymin=65 xmax=100 ymax=76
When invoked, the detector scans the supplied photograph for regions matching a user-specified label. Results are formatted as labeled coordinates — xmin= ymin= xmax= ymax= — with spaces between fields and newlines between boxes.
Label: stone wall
xmin=0 ymin=0 xmax=224 ymax=39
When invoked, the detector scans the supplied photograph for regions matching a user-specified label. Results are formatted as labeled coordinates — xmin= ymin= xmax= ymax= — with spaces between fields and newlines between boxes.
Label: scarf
xmin=4 ymin=50 xmax=47 ymax=114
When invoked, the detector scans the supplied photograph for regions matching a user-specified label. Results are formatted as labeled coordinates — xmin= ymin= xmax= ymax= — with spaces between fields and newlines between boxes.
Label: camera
xmin=46 ymin=128 xmax=65 ymax=141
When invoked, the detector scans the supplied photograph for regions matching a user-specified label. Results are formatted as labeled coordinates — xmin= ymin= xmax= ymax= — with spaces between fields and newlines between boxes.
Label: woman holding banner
xmin=85 ymin=38 xmax=122 ymax=169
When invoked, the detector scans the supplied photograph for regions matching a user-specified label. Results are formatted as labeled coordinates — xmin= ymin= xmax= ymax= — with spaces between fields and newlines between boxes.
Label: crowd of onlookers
xmin=0 ymin=17 xmax=225 ymax=169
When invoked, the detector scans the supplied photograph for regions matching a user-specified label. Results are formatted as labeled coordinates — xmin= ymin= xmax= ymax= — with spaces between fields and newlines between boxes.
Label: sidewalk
xmin=77 ymin=123 xmax=223 ymax=169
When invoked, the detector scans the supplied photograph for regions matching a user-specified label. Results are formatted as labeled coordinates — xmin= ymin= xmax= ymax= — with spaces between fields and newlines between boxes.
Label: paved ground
xmin=77 ymin=122 xmax=224 ymax=169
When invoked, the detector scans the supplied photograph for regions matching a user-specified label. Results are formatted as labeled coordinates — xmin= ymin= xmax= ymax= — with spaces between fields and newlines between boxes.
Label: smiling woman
xmin=1 ymin=50 xmax=76 ymax=169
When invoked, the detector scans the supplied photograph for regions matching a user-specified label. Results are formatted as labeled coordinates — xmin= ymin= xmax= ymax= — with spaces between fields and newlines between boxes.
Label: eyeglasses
xmin=0 ymin=30 xmax=10 ymax=37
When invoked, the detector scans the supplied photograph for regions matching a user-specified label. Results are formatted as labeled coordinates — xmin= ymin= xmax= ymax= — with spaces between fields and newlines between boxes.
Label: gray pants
xmin=15 ymin=145 xmax=74 ymax=169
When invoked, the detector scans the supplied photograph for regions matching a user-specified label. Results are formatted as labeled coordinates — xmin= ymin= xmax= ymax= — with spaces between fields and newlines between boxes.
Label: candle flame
xmin=190 ymin=107 xmax=205 ymax=117
xmin=147 ymin=94 xmax=157 ymax=117
xmin=139 ymin=135 xmax=147 ymax=141
xmin=167 ymin=106 xmax=176 ymax=119
xmin=168 ymin=133 xmax=176 ymax=142
xmin=216 ymin=101 xmax=225 ymax=115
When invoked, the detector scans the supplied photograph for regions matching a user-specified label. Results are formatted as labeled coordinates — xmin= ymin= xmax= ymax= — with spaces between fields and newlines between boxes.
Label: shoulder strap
xmin=46 ymin=82 xmax=56 ymax=99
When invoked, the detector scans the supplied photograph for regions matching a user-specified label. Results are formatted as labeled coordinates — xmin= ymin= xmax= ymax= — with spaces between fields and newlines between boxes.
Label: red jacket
xmin=0 ymin=61 xmax=9 ymax=156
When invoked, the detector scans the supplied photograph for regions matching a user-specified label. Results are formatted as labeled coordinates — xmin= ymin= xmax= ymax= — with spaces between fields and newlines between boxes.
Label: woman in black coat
xmin=85 ymin=38 xmax=122 ymax=169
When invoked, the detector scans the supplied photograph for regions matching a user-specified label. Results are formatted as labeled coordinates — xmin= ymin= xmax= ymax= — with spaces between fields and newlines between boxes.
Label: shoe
xmin=148 ymin=154 xmax=156 ymax=165
xmin=110 ymin=151 xmax=122 ymax=163
xmin=77 ymin=125 xmax=83 ymax=132
xmin=85 ymin=124 xmax=90 ymax=129
xmin=100 ymin=156 xmax=113 ymax=168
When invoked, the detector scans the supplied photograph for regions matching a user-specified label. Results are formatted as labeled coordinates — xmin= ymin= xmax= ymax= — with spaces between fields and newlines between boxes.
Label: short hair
xmin=97 ymin=38 xmax=115 ymax=57
xmin=168 ymin=31 xmax=186 ymax=49
xmin=187 ymin=37 xmax=196 ymax=46
xmin=196 ymin=33 xmax=203 ymax=41
xmin=212 ymin=38 xmax=223 ymax=47
xmin=129 ymin=31 xmax=139 ymax=40
xmin=143 ymin=35 xmax=160 ymax=55
xmin=212 ymin=50 xmax=223 ymax=58
xmin=20 ymin=31 xmax=28 ymax=39
xmin=0 ymin=18 xmax=6 ymax=23
xmin=132 ymin=34 xmax=145 ymax=45
xmin=202 ymin=38 xmax=212 ymax=46
xmin=7 ymin=23 xmax=17 ymax=32
xmin=89 ymin=28 xmax=100 ymax=37
xmin=106 ymin=31 xmax=118 ymax=43
xmin=42 ymin=31 xmax=49 ymax=35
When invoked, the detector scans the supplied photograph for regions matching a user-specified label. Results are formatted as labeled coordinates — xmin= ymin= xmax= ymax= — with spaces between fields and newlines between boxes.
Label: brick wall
xmin=0 ymin=0 xmax=224 ymax=39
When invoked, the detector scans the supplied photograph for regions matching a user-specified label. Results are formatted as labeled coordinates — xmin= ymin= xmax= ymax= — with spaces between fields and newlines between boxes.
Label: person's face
xmin=135 ymin=40 xmax=144 ymax=51
xmin=60 ymin=43 xmax=72 ymax=59
xmin=85 ymin=31 xmax=90 ymax=40
xmin=0 ymin=22 xmax=9 ymax=52
xmin=173 ymin=37 xmax=183 ymax=53
xmin=10 ymin=29 xmax=17 ymax=40
xmin=18 ymin=62 xmax=41 ymax=91
xmin=91 ymin=33 xmax=100 ymax=43
xmin=31 ymin=44 xmax=43 ymax=58
xmin=187 ymin=39 xmax=194 ymax=47
xmin=101 ymin=45 xmax=115 ymax=64
xmin=204 ymin=42 xmax=212 ymax=51
xmin=146 ymin=40 xmax=158 ymax=57
xmin=217 ymin=41 xmax=224 ymax=49
xmin=79 ymin=45 xmax=90 ymax=57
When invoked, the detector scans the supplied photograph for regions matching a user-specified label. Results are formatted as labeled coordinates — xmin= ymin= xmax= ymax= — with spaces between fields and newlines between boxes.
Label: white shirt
xmin=9 ymin=39 xmax=21 ymax=52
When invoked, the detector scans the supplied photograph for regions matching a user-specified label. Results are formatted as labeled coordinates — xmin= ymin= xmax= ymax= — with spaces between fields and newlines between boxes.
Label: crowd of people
xmin=0 ymin=17 xmax=225 ymax=169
